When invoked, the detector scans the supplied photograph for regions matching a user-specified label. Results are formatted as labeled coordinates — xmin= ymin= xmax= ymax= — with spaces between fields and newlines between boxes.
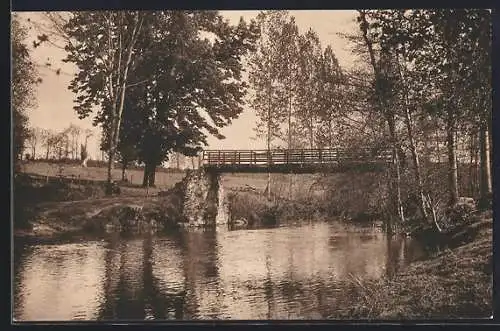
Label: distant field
xmin=20 ymin=161 xmax=321 ymax=199
xmin=21 ymin=162 xmax=186 ymax=189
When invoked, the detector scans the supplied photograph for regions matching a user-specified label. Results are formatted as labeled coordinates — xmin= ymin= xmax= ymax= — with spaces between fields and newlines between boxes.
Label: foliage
xmin=12 ymin=15 xmax=40 ymax=167
xmin=248 ymin=11 xmax=296 ymax=148
xmin=352 ymin=9 xmax=492 ymax=222
xmin=62 ymin=11 xmax=258 ymax=186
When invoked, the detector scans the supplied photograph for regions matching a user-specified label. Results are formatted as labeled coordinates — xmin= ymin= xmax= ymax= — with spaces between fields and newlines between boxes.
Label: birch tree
xmin=63 ymin=11 xmax=146 ymax=193
xmin=248 ymin=11 xmax=290 ymax=198
xmin=295 ymin=29 xmax=323 ymax=149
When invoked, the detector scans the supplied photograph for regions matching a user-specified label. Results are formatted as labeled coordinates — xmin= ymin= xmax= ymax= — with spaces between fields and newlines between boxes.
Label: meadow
xmin=19 ymin=160 xmax=321 ymax=197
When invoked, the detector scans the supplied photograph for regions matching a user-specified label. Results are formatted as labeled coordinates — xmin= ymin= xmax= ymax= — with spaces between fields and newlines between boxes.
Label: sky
xmin=15 ymin=10 xmax=360 ymax=161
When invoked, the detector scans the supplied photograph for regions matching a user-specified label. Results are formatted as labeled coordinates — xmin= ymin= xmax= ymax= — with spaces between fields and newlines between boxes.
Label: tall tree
xmin=66 ymin=124 xmax=82 ymax=159
xmin=274 ymin=15 xmax=300 ymax=149
xmin=295 ymin=29 xmax=323 ymax=149
xmin=63 ymin=11 xmax=146 ymax=193
xmin=12 ymin=15 xmax=40 ymax=169
xmin=315 ymin=46 xmax=344 ymax=149
xmin=248 ymin=11 xmax=298 ymax=198
xmin=409 ymin=9 xmax=491 ymax=207
xmin=363 ymin=10 xmax=431 ymax=223
xmin=104 ymin=11 xmax=259 ymax=187
xmin=357 ymin=10 xmax=406 ymax=232
xmin=26 ymin=127 xmax=44 ymax=159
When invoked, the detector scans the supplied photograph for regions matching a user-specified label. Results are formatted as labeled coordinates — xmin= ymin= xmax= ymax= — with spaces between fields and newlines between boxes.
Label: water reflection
xmin=14 ymin=223 xmax=425 ymax=321
xmin=385 ymin=235 xmax=425 ymax=278
xmin=14 ymin=241 xmax=106 ymax=321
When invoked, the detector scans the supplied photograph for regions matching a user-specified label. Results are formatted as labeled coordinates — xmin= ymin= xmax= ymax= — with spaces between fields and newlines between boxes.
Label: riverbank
xmin=332 ymin=210 xmax=493 ymax=319
xmin=13 ymin=172 xmax=493 ymax=319
xmin=13 ymin=171 xmax=187 ymax=241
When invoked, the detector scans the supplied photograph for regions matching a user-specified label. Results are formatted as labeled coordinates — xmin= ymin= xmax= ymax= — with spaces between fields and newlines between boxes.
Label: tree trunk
xmin=423 ymin=131 xmax=431 ymax=180
xmin=403 ymin=106 xmax=428 ymax=220
xmin=446 ymin=109 xmax=459 ymax=206
xmin=121 ymin=161 xmax=127 ymax=181
xmin=288 ymin=80 xmax=293 ymax=200
xmin=358 ymin=11 xmax=404 ymax=232
xmin=105 ymin=12 xmax=143 ymax=194
xmin=150 ymin=167 xmax=156 ymax=187
xmin=46 ymin=146 xmax=50 ymax=160
xmin=266 ymin=81 xmax=272 ymax=201
xmin=487 ymin=112 xmax=493 ymax=187
xmin=106 ymin=116 xmax=117 ymax=192
xmin=309 ymin=117 xmax=314 ymax=149
xmin=469 ymin=130 xmax=476 ymax=198
xmin=397 ymin=56 xmax=428 ymax=221
xmin=435 ymin=128 xmax=441 ymax=164
xmin=387 ymin=114 xmax=405 ymax=231
xmin=142 ymin=160 xmax=156 ymax=187
xmin=478 ymin=122 xmax=492 ymax=209
xmin=142 ymin=163 xmax=149 ymax=187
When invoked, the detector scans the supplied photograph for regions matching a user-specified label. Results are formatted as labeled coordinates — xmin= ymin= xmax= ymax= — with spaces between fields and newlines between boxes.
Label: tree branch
xmin=126 ymin=79 xmax=150 ymax=88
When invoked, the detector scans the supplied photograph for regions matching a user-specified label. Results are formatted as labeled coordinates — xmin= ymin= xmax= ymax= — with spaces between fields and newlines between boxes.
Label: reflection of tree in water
xmin=260 ymin=231 xmax=341 ymax=319
xmin=14 ymin=241 xmax=106 ymax=321
xmin=87 ymin=225 xmax=429 ymax=320
xmin=141 ymin=233 xmax=186 ymax=320
xmin=385 ymin=235 xmax=403 ymax=278
xmin=385 ymin=235 xmax=427 ymax=278
xmin=97 ymin=233 xmax=187 ymax=321
xmin=263 ymin=255 xmax=274 ymax=319
xmin=179 ymin=229 xmax=222 ymax=319
xmin=13 ymin=241 xmax=33 ymax=320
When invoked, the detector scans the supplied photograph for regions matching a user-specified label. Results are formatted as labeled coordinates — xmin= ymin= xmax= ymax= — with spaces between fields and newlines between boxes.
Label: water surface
xmin=13 ymin=222 xmax=425 ymax=321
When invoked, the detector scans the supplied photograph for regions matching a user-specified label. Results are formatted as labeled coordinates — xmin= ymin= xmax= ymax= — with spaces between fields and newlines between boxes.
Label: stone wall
xmin=181 ymin=169 xmax=229 ymax=227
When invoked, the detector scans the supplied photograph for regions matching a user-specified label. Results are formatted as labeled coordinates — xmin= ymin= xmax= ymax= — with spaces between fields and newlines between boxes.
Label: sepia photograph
xmin=11 ymin=9 xmax=493 ymax=321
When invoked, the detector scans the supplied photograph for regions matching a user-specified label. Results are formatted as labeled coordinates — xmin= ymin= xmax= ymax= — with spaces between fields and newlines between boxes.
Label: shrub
xmin=444 ymin=202 xmax=475 ymax=228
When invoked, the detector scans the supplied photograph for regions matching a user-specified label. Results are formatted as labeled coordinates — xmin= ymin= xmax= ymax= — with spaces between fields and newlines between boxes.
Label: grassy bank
xmin=330 ymin=212 xmax=493 ymax=319
xmin=14 ymin=192 xmax=185 ymax=242
xmin=13 ymin=171 xmax=185 ymax=240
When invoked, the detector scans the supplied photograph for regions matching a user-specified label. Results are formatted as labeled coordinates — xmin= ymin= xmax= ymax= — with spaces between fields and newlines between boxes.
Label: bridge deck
xmin=201 ymin=149 xmax=392 ymax=173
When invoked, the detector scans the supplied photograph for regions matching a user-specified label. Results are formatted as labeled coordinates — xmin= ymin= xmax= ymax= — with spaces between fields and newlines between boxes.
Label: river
xmin=13 ymin=222 xmax=425 ymax=321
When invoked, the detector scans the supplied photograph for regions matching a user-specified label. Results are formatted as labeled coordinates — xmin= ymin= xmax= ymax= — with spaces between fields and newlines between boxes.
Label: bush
xmin=444 ymin=202 xmax=475 ymax=228
xmin=227 ymin=191 xmax=277 ymax=227
xmin=321 ymin=172 xmax=388 ymax=220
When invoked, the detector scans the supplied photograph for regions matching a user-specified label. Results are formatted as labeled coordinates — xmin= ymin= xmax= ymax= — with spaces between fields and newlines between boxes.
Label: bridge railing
xmin=201 ymin=148 xmax=393 ymax=167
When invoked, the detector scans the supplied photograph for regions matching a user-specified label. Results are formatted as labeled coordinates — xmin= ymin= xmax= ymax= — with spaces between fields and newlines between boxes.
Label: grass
xmin=20 ymin=162 xmax=325 ymax=202
xmin=21 ymin=161 xmax=186 ymax=189
xmin=21 ymin=162 xmax=313 ymax=192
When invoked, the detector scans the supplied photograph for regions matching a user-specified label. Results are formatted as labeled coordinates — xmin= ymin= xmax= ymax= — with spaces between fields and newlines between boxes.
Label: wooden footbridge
xmin=201 ymin=148 xmax=393 ymax=173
